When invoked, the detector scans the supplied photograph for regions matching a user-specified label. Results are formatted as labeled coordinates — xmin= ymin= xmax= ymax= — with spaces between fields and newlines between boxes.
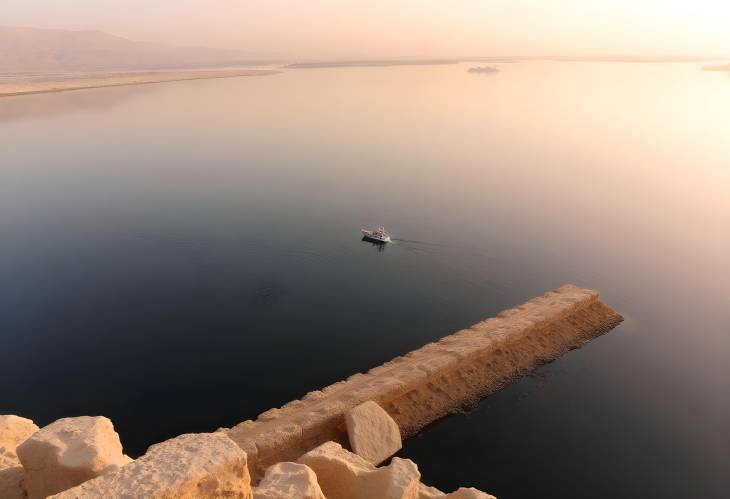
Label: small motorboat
xmin=361 ymin=226 xmax=391 ymax=243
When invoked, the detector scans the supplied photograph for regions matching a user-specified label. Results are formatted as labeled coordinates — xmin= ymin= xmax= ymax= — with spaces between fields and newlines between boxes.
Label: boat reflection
xmin=361 ymin=236 xmax=387 ymax=252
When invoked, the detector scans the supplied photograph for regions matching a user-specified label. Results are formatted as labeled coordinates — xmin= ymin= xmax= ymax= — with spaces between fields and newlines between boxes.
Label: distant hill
xmin=0 ymin=26 xmax=254 ymax=72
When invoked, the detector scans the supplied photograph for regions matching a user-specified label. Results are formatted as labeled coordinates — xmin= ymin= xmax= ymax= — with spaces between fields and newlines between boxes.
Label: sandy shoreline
xmin=0 ymin=69 xmax=279 ymax=98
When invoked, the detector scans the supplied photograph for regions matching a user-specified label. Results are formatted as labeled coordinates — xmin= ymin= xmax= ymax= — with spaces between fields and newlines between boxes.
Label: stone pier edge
xmin=222 ymin=284 xmax=624 ymax=481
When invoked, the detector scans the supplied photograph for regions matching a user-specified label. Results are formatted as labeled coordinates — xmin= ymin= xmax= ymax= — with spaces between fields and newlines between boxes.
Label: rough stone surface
xmin=345 ymin=400 xmax=402 ymax=465
xmin=225 ymin=285 xmax=623 ymax=480
xmin=51 ymin=432 xmax=252 ymax=498
xmin=446 ymin=487 xmax=497 ymax=499
xmin=0 ymin=415 xmax=40 ymax=499
xmin=0 ymin=415 xmax=39 ymax=461
xmin=298 ymin=441 xmax=420 ymax=499
xmin=417 ymin=484 xmax=497 ymax=498
xmin=16 ymin=416 xmax=130 ymax=499
xmin=0 ymin=467 xmax=26 ymax=499
xmin=379 ymin=458 xmax=422 ymax=499
xmin=298 ymin=441 xmax=372 ymax=497
xmin=253 ymin=462 xmax=325 ymax=499
xmin=418 ymin=483 xmax=446 ymax=498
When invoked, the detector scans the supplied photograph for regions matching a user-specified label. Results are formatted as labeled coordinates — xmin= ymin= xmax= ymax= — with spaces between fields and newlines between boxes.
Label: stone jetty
xmin=224 ymin=284 xmax=622 ymax=480
xmin=0 ymin=284 xmax=622 ymax=498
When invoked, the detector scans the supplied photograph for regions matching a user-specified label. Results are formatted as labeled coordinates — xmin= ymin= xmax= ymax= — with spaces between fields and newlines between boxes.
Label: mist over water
xmin=1 ymin=62 xmax=728 ymax=498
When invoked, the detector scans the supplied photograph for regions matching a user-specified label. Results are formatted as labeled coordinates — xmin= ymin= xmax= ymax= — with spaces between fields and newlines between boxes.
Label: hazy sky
xmin=4 ymin=1 xmax=730 ymax=58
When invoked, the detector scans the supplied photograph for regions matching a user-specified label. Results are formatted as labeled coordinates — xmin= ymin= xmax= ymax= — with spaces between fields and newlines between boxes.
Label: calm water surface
xmin=1 ymin=63 xmax=728 ymax=498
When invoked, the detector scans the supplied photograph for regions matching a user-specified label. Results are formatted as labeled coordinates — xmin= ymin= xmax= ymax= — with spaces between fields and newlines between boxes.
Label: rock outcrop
xmin=345 ymin=400 xmax=402 ymax=465
xmin=253 ymin=462 xmax=325 ymax=499
xmin=0 ymin=415 xmax=40 ymax=499
xmin=16 ymin=416 xmax=130 ymax=499
xmin=225 ymin=285 xmax=623 ymax=480
xmin=51 ymin=432 xmax=252 ymax=498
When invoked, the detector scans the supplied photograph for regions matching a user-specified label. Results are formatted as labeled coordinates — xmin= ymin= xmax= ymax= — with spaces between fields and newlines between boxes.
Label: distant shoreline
xmin=285 ymin=56 xmax=723 ymax=70
xmin=0 ymin=69 xmax=279 ymax=98
xmin=285 ymin=59 xmax=459 ymax=69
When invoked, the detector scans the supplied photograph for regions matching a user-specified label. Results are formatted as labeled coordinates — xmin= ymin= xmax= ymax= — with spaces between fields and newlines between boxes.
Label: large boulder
xmin=298 ymin=441 xmax=372 ymax=497
xmin=0 ymin=467 xmax=26 ymax=499
xmin=16 ymin=416 xmax=131 ymax=499
xmin=0 ymin=415 xmax=39 ymax=462
xmin=51 ymin=432 xmax=252 ymax=498
xmin=374 ymin=458 xmax=421 ymax=499
xmin=345 ymin=400 xmax=402 ymax=465
xmin=253 ymin=461 xmax=325 ymax=499
xmin=298 ymin=441 xmax=420 ymax=499
xmin=0 ymin=415 xmax=40 ymax=499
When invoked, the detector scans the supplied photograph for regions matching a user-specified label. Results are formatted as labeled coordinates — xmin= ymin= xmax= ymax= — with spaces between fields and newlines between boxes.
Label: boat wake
xmin=390 ymin=238 xmax=440 ymax=245
xmin=389 ymin=238 xmax=445 ymax=254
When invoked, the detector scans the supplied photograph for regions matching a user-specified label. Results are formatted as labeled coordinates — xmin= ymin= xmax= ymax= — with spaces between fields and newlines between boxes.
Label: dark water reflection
xmin=1 ymin=63 xmax=728 ymax=498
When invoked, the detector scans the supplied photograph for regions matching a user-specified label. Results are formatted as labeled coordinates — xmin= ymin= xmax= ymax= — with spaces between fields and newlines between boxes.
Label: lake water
xmin=1 ymin=62 xmax=728 ymax=498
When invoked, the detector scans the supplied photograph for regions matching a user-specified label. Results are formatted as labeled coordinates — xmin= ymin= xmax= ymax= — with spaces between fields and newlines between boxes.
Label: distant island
xmin=702 ymin=64 xmax=730 ymax=71
xmin=467 ymin=66 xmax=499 ymax=74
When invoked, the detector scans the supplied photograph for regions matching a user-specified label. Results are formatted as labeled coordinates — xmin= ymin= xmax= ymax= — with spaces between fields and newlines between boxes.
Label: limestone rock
xmin=417 ymin=483 xmax=496 ymax=499
xmin=0 ymin=466 xmax=26 ymax=499
xmin=253 ymin=462 xmax=325 ymax=499
xmin=0 ymin=415 xmax=39 ymax=461
xmin=16 ymin=416 xmax=130 ymax=498
xmin=345 ymin=400 xmax=402 ymax=465
xmin=419 ymin=483 xmax=446 ymax=498
xmin=51 ymin=432 xmax=252 ymax=498
xmin=446 ymin=487 xmax=497 ymax=499
xmin=298 ymin=441 xmax=420 ymax=499
xmin=0 ymin=415 xmax=40 ymax=499
xmin=377 ymin=458 xmax=421 ymax=499
xmin=298 ymin=441 xmax=372 ymax=497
